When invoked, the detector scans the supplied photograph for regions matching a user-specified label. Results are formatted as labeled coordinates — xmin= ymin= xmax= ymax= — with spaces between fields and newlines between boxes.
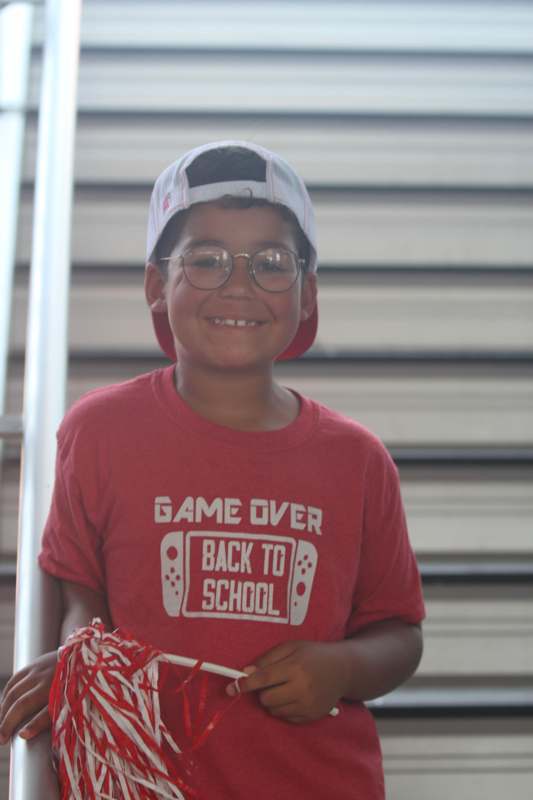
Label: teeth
xmin=211 ymin=317 xmax=259 ymax=327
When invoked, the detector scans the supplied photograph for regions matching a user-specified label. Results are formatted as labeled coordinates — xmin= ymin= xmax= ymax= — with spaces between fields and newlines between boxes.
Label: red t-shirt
xmin=39 ymin=365 xmax=425 ymax=800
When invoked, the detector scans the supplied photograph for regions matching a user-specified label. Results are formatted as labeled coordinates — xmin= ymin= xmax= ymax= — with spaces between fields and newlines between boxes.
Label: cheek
xmin=166 ymin=272 xmax=195 ymax=312
xmin=273 ymin=293 xmax=305 ymax=340
xmin=165 ymin=281 xmax=199 ymax=338
xmin=166 ymin=268 xmax=186 ymax=293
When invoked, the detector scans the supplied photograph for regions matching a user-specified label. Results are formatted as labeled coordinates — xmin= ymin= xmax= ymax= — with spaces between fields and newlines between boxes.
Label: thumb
xmin=226 ymin=665 xmax=257 ymax=697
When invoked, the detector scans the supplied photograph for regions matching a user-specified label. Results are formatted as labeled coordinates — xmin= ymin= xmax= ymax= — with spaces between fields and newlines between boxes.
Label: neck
xmin=173 ymin=362 xmax=298 ymax=432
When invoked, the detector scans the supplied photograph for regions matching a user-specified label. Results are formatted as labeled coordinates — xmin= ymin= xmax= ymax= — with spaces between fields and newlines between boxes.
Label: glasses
xmin=161 ymin=246 xmax=304 ymax=293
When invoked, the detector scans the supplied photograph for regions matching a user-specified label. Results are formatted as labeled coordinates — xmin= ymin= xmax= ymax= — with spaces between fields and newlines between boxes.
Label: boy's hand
xmin=226 ymin=640 xmax=347 ymax=723
xmin=0 ymin=651 xmax=58 ymax=745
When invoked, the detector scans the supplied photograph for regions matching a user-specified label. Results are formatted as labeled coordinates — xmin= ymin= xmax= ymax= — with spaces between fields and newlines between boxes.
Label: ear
xmin=300 ymin=272 xmax=317 ymax=322
xmin=144 ymin=262 xmax=167 ymax=312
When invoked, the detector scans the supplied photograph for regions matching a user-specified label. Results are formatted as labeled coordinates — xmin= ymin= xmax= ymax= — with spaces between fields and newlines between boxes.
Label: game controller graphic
xmin=160 ymin=531 xmax=317 ymax=624
xmin=161 ymin=531 xmax=185 ymax=616
xmin=288 ymin=539 xmax=318 ymax=625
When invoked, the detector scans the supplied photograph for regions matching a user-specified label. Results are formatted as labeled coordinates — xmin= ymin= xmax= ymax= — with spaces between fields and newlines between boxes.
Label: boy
xmin=0 ymin=141 xmax=425 ymax=799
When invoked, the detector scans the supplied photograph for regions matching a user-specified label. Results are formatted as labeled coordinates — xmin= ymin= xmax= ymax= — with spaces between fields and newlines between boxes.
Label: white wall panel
xmin=283 ymin=372 xmax=532 ymax=445
xmin=0 ymin=587 xmax=15 ymax=677
xmin=0 ymin=747 xmax=9 ymax=800
xmin=16 ymin=193 xmax=533 ymax=266
xmin=0 ymin=463 xmax=19 ymax=554
xmin=378 ymin=718 xmax=533 ymax=800
xmin=404 ymin=479 xmax=533 ymax=554
xmin=314 ymin=281 xmax=533 ymax=351
xmin=27 ymin=52 xmax=533 ymax=116
xmin=316 ymin=196 xmax=533 ymax=266
xmin=22 ymin=117 xmax=533 ymax=188
xmin=419 ymin=591 xmax=533 ymax=675
xmin=51 ymin=1 xmax=533 ymax=54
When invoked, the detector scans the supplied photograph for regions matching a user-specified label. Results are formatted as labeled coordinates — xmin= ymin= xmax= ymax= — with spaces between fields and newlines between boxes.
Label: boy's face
xmin=145 ymin=202 xmax=317 ymax=372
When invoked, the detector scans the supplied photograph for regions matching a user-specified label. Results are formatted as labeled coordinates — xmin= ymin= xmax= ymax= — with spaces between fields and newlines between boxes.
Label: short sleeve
xmin=38 ymin=422 xmax=108 ymax=594
xmin=346 ymin=444 xmax=426 ymax=635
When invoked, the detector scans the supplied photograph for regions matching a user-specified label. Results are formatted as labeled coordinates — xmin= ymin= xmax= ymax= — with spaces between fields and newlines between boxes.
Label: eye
xmin=257 ymin=260 xmax=284 ymax=272
xmin=254 ymin=251 xmax=290 ymax=273
xmin=187 ymin=249 xmax=224 ymax=269
xmin=192 ymin=257 xmax=219 ymax=269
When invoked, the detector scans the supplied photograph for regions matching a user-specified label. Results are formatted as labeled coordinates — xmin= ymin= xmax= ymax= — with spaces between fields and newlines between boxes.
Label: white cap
xmin=146 ymin=140 xmax=318 ymax=361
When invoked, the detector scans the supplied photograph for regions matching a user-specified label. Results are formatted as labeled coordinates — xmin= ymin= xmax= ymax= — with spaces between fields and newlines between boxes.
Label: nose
xmin=219 ymin=253 xmax=254 ymax=296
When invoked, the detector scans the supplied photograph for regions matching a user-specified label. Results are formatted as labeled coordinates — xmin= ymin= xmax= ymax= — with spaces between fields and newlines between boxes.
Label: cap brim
xmin=276 ymin=305 xmax=318 ymax=361
xmin=151 ymin=305 xmax=318 ymax=363
xmin=152 ymin=312 xmax=177 ymax=361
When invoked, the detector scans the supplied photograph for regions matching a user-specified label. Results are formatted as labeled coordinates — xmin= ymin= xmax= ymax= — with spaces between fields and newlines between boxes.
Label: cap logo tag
xmin=163 ymin=192 xmax=171 ymax=212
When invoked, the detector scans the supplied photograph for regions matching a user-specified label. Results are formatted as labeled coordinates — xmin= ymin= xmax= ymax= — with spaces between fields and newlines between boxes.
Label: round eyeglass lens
xmin=183 ymin=247 xmax=230 ymax=289
xmin=252 ymin=249 xmax=298 ymax=292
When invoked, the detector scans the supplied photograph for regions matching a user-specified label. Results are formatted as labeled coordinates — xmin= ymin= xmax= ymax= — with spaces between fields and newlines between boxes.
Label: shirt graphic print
xmin=157 ymin=494 xmax=321 ymax=624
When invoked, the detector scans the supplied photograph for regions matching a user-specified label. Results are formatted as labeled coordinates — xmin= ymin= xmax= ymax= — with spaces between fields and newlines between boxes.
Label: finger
xmin=1 ymin=667 xmax=30 ymax=702
xmin=0 ymin=677 xmax=32 ymax=733
xmin=238 ymin=663 xmax=289 ymax=695
xmin=250 ymin=641 xmax=300 ymax=670
xmin=18 ymin=707 xmax=52 ymax=740
xmin=0 ymin=685 xmax=50 ymax=743
xmin=257 ymin=683 xmax=298 ymax=710
xmin=268 ymin=702 xmax=324 ymax=724
xmin=227 ymin=641 xmax=303 ymax=697
xmin=225 ymin=665 xmax=256 ymax=697
xmin=265 ymin=702 xmax=305 ymax=723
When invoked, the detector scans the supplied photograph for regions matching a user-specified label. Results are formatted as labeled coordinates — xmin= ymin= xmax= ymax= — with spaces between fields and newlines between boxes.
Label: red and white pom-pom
xmin=49 ymin=620 xmax=242 ymax=800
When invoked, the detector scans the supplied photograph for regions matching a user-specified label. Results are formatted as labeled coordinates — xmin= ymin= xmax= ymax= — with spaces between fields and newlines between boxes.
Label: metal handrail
xmin=9 ymin=1 xmax=82 ymax=798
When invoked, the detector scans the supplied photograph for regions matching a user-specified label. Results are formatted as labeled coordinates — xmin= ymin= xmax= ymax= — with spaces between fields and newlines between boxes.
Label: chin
xmin=210 ymin=354 xmax=272 ymax=373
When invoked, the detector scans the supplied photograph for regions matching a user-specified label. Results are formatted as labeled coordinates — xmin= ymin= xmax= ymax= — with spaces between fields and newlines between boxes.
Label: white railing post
xmin=10 ymin=0 xmax=82 ymax=797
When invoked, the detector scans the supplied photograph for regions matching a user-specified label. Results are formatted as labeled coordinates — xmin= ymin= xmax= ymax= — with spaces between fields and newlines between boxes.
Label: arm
xmin=0 ymin=578 xmax=111 ymax=744
xmin=334 ymin=618 xmax=423 ymax=701
xmin=229 ymin=619 xmax=423 ymax=723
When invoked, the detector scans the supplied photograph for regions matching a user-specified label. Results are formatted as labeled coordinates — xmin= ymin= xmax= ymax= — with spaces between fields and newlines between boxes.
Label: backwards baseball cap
xmin=146 ymin=140 xmax=318 ymax=361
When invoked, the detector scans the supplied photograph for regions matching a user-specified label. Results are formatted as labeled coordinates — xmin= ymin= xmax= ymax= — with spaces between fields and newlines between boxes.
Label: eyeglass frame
xmin=159 ymin=246 xmax=306 ymax=293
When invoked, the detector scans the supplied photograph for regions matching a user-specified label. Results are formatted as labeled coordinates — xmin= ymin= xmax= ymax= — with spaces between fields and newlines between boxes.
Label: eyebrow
xmin=182 ymin=238 xmax=292 ymax=250
xmin=255 ymin=240 xmax=292 ymax=250
xmin=181 ymin=238 xmax=222 ymax=248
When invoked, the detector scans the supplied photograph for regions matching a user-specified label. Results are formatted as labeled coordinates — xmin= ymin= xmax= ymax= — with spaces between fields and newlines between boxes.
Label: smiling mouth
xmin=208 ymin=317 xmax=264 ymax=328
